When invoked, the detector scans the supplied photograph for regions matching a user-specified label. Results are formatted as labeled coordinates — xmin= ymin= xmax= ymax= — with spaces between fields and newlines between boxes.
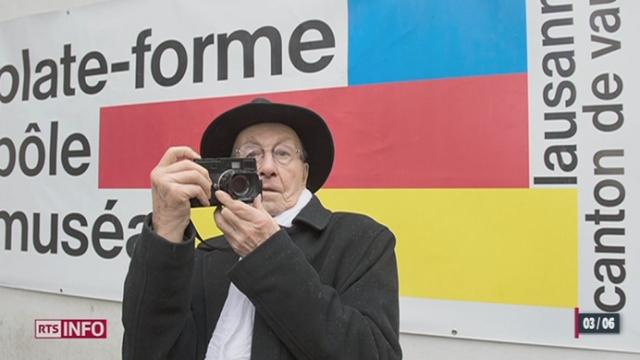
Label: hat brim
xmin=200 ymin=101 xmax=334 ymax=193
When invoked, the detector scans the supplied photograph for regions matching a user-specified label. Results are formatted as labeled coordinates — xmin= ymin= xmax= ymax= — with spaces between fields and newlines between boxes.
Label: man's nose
xmin=258 ymin=152 xmax=277 ymax=177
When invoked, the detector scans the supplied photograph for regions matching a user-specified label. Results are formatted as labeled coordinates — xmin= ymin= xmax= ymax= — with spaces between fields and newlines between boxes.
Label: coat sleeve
xmin=228 ymin=216 xmax=403 ymax=360
xmin=121 ymin=214 xmax=198 ymax=360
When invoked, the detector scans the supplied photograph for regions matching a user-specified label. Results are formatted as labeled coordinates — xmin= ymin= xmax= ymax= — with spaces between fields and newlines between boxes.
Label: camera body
xmin=190 ymin=157 xmax=262 ymax=207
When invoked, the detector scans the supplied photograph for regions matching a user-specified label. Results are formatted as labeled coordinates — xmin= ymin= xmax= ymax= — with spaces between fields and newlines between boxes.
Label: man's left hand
xmin=213 ymin=190 xmax=281 ymax=257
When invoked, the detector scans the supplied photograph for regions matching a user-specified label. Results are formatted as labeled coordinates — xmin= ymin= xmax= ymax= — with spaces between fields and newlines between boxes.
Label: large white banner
xmin=0 ymin=0 xmax=348 ymax=299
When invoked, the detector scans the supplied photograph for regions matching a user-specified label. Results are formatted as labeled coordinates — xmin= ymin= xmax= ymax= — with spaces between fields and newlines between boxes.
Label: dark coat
xmin=122 ymin=196 xmax=402 ymax=359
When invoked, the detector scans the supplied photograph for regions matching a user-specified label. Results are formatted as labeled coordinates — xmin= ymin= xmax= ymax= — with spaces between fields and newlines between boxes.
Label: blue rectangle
xmin=348 ymin=0 xmax=527 ymax=85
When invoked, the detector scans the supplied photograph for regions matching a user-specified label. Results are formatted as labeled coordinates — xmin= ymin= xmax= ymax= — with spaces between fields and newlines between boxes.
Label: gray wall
xmin=1 ymin=1 xmax=638 ymax=359
xmin=1 ymin=286 xmax=638 ymax=359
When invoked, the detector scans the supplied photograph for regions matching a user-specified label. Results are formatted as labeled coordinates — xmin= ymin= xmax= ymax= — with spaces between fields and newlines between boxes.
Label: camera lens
xmin=229 ymin=174 xmax=250 ymax=197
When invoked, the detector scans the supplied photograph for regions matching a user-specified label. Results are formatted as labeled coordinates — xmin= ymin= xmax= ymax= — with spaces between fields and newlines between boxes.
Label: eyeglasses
xmin=233 ymin=143 xmax=305 ymax=165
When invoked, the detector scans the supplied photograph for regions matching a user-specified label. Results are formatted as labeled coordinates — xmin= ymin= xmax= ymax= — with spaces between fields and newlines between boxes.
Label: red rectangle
xmin=99 ymin=74 xmax=528 ymax=189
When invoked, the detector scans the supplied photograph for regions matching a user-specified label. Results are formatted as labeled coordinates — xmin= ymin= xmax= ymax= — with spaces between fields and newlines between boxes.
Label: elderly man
xmin=122 ymin=99 xmax=402 ymax=360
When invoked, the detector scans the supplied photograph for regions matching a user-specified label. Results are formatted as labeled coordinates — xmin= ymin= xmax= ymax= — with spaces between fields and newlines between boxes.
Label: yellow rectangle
xmin=192 ymin=188 xmax=578 ymax=308
xmin=318 ymin=188 xmax=577 ymax=308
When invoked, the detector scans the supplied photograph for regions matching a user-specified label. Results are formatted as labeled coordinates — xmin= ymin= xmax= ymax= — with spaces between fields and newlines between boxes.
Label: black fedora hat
xmin=200 ymin=98 xmax=334 ymax=193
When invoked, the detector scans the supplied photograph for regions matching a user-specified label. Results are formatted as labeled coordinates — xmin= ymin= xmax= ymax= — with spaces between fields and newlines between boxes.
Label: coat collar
xmin=292 ymin=195 xmax=332 ymax=231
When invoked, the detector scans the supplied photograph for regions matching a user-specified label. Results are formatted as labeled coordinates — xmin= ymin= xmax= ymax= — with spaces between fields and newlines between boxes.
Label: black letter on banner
xmin=33 ymin=59 xmax=58 ymax=100
xmin=543 ymin=81 xmax=576 ymax=107
xmin=0 ymin=65 xmax=19 ymax=103
xmin=544 ymin=112 xmax=577 ymax=140
xmin=61 ymin=133 xmax=91 ymax=176
xmin=0 ymin=138 xmax=16 ymax=176
xmin=593 ymin=149 xmax=624 ymax=176
xmin=592 ymin=73 xmax=622 ymax=100
xmin=594 ymin=179 xmax=625 ymax=207
xmin=78 ymin=51 xmax=108 ymax=94
xmin=193 ymin=34 xmax=215 ymax=83
xmin=290 ymin=20 xmax=335 ymax=73
xmin=60 ymin=44 xmax=77 ymax=96
xmin=218 ymin=26 xmax=282 ymax=80
xmin=544 ymin=144 xmax=577 ymax=172
xmin=92 ymin=200 xmax=123 ymax=259
xmin=594 ymin=258 xmax=626 ymax=284
xmin=33 ymin=213 xmax=58 ymax=254
xmin=542 ymin=50 xmax=575 ymax=77
xmin=151 ymin=40 xmax=188 ymax=86
xmin=590 ymin=8 xmax=621 ymax=33
xmin=541 ymin=0 xmax=572 ymax=14
xmin=62 ymin=213 xmax=89 ymax=256
xmin=1 ymin=210 xmax=28 ymax=251
xmin=594 ymin=227 xmax=625 ymax=254
xmin=132 ymin=29 xmax=153 ymax=89
xmin=19 ymin=123 xmax=46 ymax=176
xmin=583 ymin=103 xmax=623 ymax=132
xmin=21 ymin=49 xmax=30 ymax=101
xmin=541 ymin=18 xmax=574 ymax=46
xmin=594 ymin=286 xmax=625 ymax=312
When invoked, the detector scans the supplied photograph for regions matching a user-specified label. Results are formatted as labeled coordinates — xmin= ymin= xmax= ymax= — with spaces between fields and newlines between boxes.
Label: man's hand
xmin=151 ymin=146 xmax=212 ymax=243
xmin=213 ymin=190 xmax=281 ymax=257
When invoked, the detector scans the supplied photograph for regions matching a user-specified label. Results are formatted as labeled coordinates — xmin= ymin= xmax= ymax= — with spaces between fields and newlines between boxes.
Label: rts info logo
xmin=35 ymin=319 xmax=107 ymax=339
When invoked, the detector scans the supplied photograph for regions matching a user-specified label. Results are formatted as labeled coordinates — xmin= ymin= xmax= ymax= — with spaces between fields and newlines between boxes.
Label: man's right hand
xmin=150 ymin=146 xmax=212 ymax=243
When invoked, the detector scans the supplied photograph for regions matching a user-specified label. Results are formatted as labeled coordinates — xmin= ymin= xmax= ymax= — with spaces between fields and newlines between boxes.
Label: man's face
xmin=233 ymin=123 xmax=309 ymax=216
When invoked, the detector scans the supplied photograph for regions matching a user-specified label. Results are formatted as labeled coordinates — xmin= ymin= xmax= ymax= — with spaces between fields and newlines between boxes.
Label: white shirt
xmin=204 ymin=189 xmax=313 ymax=360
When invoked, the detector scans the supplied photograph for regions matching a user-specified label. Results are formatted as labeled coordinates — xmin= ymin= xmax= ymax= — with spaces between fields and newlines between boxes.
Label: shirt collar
xmin=274 ymin=189 xmax=312 ymax=227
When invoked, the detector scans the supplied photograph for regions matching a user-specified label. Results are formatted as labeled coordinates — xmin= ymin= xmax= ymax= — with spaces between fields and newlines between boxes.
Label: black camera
xmin=190 ymin=158 xmax=262 ymax=207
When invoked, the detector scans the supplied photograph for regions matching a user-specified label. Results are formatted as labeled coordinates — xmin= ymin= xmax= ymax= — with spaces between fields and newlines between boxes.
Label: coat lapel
xmin=199 ymin=237 xmax=239 ymax=342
